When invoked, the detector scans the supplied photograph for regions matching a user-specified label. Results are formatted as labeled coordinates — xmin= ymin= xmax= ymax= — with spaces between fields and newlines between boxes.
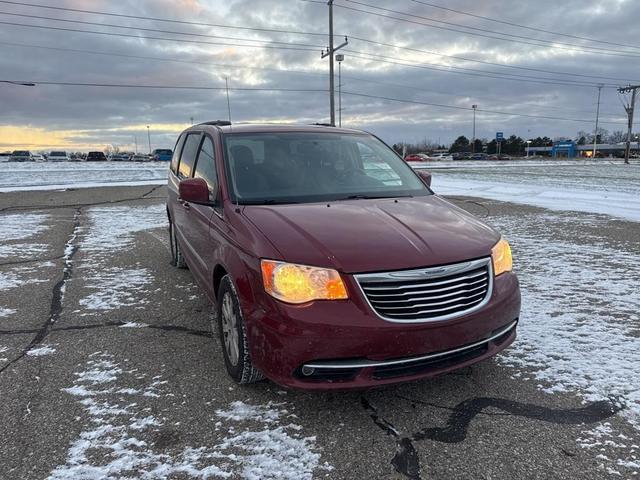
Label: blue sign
xmin=496 ymin=132 xmax=504 ymax=141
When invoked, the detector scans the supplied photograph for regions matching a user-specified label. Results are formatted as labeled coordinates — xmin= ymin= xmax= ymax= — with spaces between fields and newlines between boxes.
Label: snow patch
xmin=497 ymin=212 xmax=640 ymax=428
xmin=119 ymin=321 xmax=148 ymax=328
xmin=578 ymin=423 xmax=639 ymax=477
xmin=51 ymin=354 xmax=331 ymax=479
xmin=26 ymin=345 xmax=56 ymax=357
xmin=79 ymin=268 xmax=152 ymax=311
xmin=0 ymin=307 xmax=16 ymax=318
xmin=81 ymin=205 xmax=167 ymax=254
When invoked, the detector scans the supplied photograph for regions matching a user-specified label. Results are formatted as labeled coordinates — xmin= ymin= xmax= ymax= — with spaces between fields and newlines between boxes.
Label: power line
xmin=0 ymin=0 xmax=332 ymax=38
xmin=407 ymin=0 xmax=640 ymax=51
xmin=341 ymin=91 xmax=627 ymax=126
xmin=2 ymin=18 xmax=614 ymax=88
xmin=2 ymin=77 xmax=625 ymax=126
xmin=342 ymin=50 xmax=616 ymax=88
xmin=0 ymin=41 xmax=329 ymax=78
xmin=0 ymin=20 xmax=321 ymax=52
xmin=332 ymin=1 xmax=640 ymax=58
xmin=0 ymin=11 xmax=323 ymax=49
xmin=348 ymin=35 xmax=640 ymax=83
xmin=5 ymin=2 xmax=636 ymax=86
xmin=0 ymin=41 xmax=624 ymax=120
xmin=0 ymin=80 xmax=327 ymax=92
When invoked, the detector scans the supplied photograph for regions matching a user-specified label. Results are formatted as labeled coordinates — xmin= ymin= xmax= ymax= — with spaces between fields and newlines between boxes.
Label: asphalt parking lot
xmin=1 ymin=185 xmax=638 ymax=479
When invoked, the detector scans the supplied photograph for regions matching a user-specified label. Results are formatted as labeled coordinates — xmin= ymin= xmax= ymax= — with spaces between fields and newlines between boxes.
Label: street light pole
xmin=593 ymin=84 xmax=603 ymax=159
xmin=471 ymin=105 xmax=477 ymax=153
xmin=146 ymin=126 xmax=151 ymax=154
xmin=336 ymin=54 xmax=344 ymax=127
xmin=320 ymin=1 xmax=347 ymax=126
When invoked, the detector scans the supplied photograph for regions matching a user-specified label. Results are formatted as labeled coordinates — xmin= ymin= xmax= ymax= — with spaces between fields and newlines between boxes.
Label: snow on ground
xmin=0 ymin=211 xmax=53 ymax=319
xmin=26 ymin=345 xmax=56 ymax=357
xmin=0 ymin=307 xmax=16 ymax=318
xmin=50 ymin=353 xmax=330 ymax=480
xmin=79 ymin=267 xmax=152 ymax=311
xmin=0 ymin=161 xmax=168 ymax=192
xmin=495 ymin=210 xmax=640 ymax=476
xmin=418 ymin=161 xmax=640 ymax=222
xmin=578 ymin=423 xmax=640 ymax=477
xmin=81 ymin=205 xmax=167 ymax=254
xmin=77 ymin=204 xmax=167 ymax=313
xmin=0 ymin=212 xmax=50 ymax=259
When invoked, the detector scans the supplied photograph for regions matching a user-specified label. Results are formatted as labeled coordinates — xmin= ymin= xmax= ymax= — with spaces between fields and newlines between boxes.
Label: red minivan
xmin=167 ymin=122 xmax=520 ymax=390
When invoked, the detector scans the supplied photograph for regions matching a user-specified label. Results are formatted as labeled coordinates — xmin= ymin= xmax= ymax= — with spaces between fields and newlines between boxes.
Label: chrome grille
xmin=355 ymin=257 xmax=492 ymax=322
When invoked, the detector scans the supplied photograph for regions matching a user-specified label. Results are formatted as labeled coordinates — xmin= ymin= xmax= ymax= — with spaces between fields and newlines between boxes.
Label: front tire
xmin=169 ymin=220 xmax=187 ymax=269
xmin=217 ymin=276 xmax=264 ymax=384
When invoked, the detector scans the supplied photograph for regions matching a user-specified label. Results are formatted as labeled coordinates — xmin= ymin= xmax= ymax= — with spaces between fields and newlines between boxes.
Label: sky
xmin=0 ymin=0 xmax=638 ymax=152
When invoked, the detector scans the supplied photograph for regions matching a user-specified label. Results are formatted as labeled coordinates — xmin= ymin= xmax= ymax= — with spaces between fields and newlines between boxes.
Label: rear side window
xmin=194 ymin=136 xmax=218 ymax=192
xmin=178 ymin=133 xmax=202 ymax=179
xmin=170 ymin=134 xmax=186 ymax=174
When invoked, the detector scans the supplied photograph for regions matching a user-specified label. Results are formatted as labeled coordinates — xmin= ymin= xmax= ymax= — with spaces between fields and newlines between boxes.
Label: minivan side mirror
xmin=179 ymin=178 xmax=214 ymax=205
xmin=416 ymin=170 xmax=432 ymax=187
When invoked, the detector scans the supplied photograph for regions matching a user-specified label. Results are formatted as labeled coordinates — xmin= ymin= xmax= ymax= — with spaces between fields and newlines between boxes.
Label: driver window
xmin=194 ymin=136 xmax=218 ymax=197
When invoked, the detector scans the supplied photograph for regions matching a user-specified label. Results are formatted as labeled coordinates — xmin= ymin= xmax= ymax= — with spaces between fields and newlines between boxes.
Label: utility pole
xmin=134 ymin=136 xmax=138 ymax=154
xmin=471 ymin=105 xmax=477 ymax=153
xmin=618 ymin=84 xmax=640 ymax=165
xmin=593 ymin=84 xmax=603 ymax=159
xmin=336 ymin=53 xmax=344 ymax=127
xmin=321 ymin=1 xmax=347 ymax=126
xmin=146 ymin=125 xmax=151 ymax=154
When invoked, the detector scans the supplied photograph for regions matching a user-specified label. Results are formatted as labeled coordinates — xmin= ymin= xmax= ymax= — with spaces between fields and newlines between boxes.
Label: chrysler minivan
xmin=167 ymin=122 xmax=520 ymax=390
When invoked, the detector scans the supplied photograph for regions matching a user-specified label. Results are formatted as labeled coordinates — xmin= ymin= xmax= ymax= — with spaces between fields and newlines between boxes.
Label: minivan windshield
xmin=223 ymin=132 xmax=430 ymax=204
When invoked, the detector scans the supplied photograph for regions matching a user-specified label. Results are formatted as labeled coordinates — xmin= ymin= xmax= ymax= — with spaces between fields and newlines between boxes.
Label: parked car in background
xmin=498 ymin=154 xmax=512 ymax=161
xmin=0 ymin=152 xmax=12 ymax=162
xmin=131 ymin=153 xmax=151 ymax=162
xmin=108 ymin=153 xmax=130 ymax=161
xmin=151 ymin=149 xmax=173 ymax=161
xmin=404 ymin=154 xmax=426 ymax=162
xmin=470 ymin=153 xmax=487 ymax=160
xmin=10 ymin=150 xmax=33 ymax=161
xmin=167 ymin=122 xmax=520 ymax=390
xmin=430 ymin=153 xmax=453 ymax=161
xmin=48 ymin=151 xmax=70 ymax=162
xmin=86 ymin=151 xmax=107 ymax=161
xmin=32 ymin=153 xmax=45 ymax=162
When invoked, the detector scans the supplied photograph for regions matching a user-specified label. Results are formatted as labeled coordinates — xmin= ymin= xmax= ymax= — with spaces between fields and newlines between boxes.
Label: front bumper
xmin=244 ymin=270 xmax=521 ymax=390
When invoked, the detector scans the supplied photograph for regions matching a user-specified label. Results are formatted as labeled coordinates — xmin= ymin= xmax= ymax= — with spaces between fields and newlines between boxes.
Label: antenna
xmin=225 ymin=77 xmax=232 ymax=127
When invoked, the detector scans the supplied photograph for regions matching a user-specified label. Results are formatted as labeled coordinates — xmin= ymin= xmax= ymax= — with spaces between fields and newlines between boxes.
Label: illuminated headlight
xmin=260 ymin=260 xmax=348 ymax=304
xmin=491 ymin=237 xmax=513 ymax=276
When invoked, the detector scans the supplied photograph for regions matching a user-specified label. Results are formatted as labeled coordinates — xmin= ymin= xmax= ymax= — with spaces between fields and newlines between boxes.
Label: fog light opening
xmin=301 ymin=366 xmax=315 ymax=376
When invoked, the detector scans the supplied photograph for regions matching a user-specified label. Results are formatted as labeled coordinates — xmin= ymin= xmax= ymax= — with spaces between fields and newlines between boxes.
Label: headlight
xmin=260 ymin=260 xmax=348 ymax=304
xmin=491 ymin=237 xmax=513 ymax=276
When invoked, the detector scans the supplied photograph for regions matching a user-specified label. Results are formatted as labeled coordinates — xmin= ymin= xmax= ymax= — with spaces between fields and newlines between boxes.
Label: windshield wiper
xmin=241 ymin=199 xmax=300 ymax=205
xmin=336 ymin=194 xmax=413 ymax=201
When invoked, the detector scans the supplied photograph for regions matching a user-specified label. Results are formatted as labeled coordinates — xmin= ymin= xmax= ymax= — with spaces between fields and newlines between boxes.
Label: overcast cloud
xmin=0 ymin=0 xmax=638 ymax=151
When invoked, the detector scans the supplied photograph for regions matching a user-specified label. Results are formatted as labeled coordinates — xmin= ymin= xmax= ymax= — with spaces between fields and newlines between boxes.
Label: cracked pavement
xmin=0 ymin=185 xmax=638 ymax=479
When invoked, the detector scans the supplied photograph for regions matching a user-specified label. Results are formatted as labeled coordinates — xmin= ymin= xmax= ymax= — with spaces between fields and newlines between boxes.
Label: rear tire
xmin=169 ymin=220 xmax=187 ymax=269
xmin=217 ymin=275 xmax=264 ymax=384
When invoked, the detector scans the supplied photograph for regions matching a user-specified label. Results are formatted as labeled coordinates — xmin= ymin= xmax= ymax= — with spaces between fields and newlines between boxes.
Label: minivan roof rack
xmin=199 ymin=120 xmax=232 ymax=126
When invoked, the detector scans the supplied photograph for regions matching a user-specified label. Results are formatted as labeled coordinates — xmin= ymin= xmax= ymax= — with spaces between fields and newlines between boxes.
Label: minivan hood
xmin=242 ymin=195 xmax=500 ymax=273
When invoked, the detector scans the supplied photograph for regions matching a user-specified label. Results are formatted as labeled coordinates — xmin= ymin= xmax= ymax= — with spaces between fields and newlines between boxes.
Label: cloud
xmin=0 ymin=0 xmax=636 ymax=151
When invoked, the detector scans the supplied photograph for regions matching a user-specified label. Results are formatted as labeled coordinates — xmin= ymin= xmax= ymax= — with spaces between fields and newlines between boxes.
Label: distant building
xmin=528 ymin=142 xmax=639 ymax=158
